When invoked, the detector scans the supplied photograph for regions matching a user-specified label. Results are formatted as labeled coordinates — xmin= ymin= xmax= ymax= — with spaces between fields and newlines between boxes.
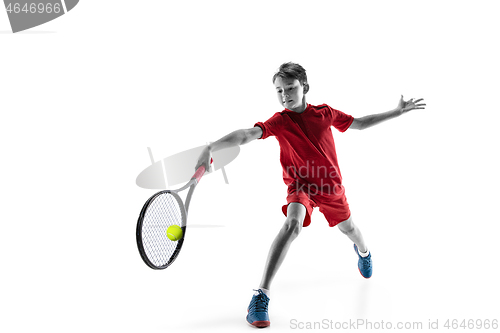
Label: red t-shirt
xmin=254 ymin=104 xmax=353 ymax=195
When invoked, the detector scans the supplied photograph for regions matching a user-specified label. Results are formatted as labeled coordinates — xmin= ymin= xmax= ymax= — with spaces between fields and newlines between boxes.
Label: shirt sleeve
xmin=254 ymin=112 xmax=283 ymax=139
xmin=328 ymin=105 xmax=354 ymax=132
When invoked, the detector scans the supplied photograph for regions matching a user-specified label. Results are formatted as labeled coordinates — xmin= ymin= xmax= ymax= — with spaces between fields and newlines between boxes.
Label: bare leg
xmin=259 ymin=203 xmax=306 ymax=290
xmin=337 ymin=216 xmax=368 ymax=253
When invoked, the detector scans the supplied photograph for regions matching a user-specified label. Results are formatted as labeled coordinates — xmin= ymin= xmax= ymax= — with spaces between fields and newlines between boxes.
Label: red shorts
xmin=281 ymin=184 xmax=351 ymax=227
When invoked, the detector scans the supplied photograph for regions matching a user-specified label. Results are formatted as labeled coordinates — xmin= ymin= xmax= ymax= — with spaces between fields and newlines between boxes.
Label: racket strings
xmin=141 ymin=193 xmax=184 ymax=267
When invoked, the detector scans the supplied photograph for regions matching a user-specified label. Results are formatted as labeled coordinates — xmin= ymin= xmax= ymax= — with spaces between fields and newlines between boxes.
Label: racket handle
xmin=193 ymin=158 xmax=212 ymax=183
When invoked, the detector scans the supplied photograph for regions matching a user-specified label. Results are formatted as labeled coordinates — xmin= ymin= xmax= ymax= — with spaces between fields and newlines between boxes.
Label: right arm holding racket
xmin=195 ymin=126 xmax=263 ymax=171
xmin=137 ymin=126 xmax=263 ymax=270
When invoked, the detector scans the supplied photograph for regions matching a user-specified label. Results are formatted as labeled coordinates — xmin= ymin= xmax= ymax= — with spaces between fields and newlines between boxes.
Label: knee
xmin=338 ymin=221 xmax=356 ymax=236
xmin=283 ymin=216 xmax=302 ymax=237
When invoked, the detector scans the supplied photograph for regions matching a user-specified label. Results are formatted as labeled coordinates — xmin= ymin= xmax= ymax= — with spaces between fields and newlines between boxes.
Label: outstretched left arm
xmin=349 ymin=95 xmax=426 ymax=130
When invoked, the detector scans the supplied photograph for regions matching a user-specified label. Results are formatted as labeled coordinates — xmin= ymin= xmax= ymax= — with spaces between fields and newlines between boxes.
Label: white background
xmin=1 ymin=1 xmax=499 ymax=332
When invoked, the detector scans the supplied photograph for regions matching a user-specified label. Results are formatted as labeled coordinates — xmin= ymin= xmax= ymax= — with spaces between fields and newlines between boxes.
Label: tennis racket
xmin=136 ymin=158 xmax=212 ymax=270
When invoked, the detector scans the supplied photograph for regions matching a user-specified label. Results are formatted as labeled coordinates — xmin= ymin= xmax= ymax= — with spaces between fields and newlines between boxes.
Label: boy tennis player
xmin=195 ymin=62 xmax=425 ymax=328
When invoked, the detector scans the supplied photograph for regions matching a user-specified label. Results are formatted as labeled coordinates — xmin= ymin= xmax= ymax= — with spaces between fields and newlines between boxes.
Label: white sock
xmin=358 ymin=247 xmax=369 ymax=258
xmin=254 ymin=288 xmax=270 ymax=297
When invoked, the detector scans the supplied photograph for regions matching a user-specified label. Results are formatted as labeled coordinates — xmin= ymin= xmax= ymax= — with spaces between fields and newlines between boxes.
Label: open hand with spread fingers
xmin=397 ymin=95 xmax=426 ymax=113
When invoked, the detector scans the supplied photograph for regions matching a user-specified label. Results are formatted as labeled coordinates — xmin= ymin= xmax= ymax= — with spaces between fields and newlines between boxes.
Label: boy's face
xmin=274 ymin=77 xmax=308 ymax=113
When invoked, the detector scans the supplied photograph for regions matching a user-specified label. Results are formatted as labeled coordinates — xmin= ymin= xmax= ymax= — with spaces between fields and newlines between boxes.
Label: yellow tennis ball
xmin=167 ymin=225 xmax=183 ymax=241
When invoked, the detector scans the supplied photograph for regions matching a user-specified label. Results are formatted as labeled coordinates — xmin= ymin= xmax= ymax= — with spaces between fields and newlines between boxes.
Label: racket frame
xmin=136 ymin=164 xmax=207 ymax=270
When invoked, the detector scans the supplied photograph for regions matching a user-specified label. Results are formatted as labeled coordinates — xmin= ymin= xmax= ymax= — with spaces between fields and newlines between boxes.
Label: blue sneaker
xmin=354 ymin=244 xmax=372 ymax=279
xmin=246 ymin=289 xmax=270 ymax=328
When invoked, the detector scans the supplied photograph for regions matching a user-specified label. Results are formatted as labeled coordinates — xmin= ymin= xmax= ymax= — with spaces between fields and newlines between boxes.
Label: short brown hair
xmin=272 ymin=62 xmax=308 ymax=85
